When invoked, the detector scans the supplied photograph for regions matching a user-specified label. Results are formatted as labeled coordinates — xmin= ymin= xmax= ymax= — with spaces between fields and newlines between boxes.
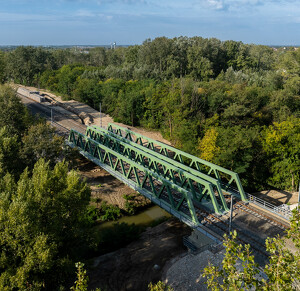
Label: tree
xmin=203 ymin=231 xmax=260 ymax=290
xmin=187 ymin=44 xmax=213 ymax=81
xmin=113 ymin=80 xmax=147 ymax=126
xmin=21 ymin=122 xmax=64 ymax=170
xmin=0 ymin=85 xmax=33 ymax=136
xmin=203 ymin=209 xmax=300 ymax=290
xmin=89 ymin=47 xmax=107 ymax=67
xmin=0 ymin=127 xmax=22 ymax=178
xmin=0 ymin=51 xmax=5 ymax=84
xmin=73 ymin=78 xmax=102 ymax=108
xmin=6 ymin=46 xmax=50 ymax=85
xmin=213 ymin=126 xmax=259 ymax=175
xmin=262 ymin=117 xmax=300 ymax=190
xmin=198 ymin=127 xmax=220 ymax=162
xmin=0 ymin=159 xmax=92 ymax=290
xmin=56 ymin=65 xmax=85 ymax=97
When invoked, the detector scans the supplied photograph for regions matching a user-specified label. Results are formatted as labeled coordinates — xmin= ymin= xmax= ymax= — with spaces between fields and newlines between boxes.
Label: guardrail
xmin=222 ymin=183 xmax=292 ymax=221
xmin=246 ymin=193 xmax=292 ymax=220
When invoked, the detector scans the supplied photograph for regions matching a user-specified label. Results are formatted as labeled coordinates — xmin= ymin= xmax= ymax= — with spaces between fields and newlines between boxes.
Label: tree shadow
xmin=252 ymin=189 xmax=296 ymax=206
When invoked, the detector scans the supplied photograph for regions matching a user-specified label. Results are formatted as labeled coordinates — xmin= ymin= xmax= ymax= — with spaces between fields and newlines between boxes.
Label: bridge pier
xmin=183 ymin=229 xmax=221 ymax=254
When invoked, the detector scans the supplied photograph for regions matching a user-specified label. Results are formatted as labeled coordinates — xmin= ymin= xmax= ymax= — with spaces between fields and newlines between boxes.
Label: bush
xmin=123 ymin=194 xmax=138 ymax=215
xmin=100 ymin=201 xmax=122 ymax=221
xmin=86 ymin=205 xmax=101 ymax=222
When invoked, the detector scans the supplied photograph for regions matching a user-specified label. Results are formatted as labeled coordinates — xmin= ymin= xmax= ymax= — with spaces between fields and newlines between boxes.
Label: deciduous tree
xmin=0 ymin=159 xmax=91 ymax=290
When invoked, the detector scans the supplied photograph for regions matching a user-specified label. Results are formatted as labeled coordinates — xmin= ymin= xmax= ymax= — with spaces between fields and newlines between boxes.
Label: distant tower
xmin=113 ymin=42 xmax=116 ymax=49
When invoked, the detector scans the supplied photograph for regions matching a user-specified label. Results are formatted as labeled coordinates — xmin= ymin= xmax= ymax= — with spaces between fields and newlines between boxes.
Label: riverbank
xmin=88 ymin=218 xmax=190 ymax=291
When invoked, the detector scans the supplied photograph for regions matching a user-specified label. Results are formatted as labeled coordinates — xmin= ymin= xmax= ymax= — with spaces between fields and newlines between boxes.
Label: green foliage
xmin=0 ymin=51 xmax=5 ymax=84
xmin=198 ymin=127 xmax=220 ymax=162
xmin=70 ymin=262 xmax=102 ymax=291
xmin=0 ymin=85 xmax=33 ymax=135
xmin=86 ymin=205 xmax=102 ymax=222
xmin=0 ymin=159 xmax=92 ymax=289
xmin=148 ymin=281 xmax=173 ymax=291
xmin=70 ymin=262 xmax=89 ymax=291
xmin=123 ymin=194 xmax=138 ymax=215
xmin=203 ymin=231 xmax=260 ymax=290
xmin=262 ymin=117 xmax=300 ymax=190
xmin=288 ymin=209 xmax=300 ymax=249
xmin=0 ymin=127 xmax=21 ymax=178
xmin=21 ymin=122 xmax=64 ymax=170
xmin=99 ymin=201 xmax=122 ymax=221
xmin=203 ymin=209 xmax=300 ymax=290
xmin=73 ymin=78 xmax=102 ymax=108
xmin=5 ymin=46 xmax=54 ymax=86
xmin=3 ymin=38 xmax=300 ymax=192
xmin=56 ymin=65 xmax=85 ymax=97
xmin=214 ymin=126 xmax=259 ymax=174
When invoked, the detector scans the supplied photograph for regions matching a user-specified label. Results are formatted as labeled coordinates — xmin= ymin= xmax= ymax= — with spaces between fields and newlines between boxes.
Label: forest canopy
xmin=0 ymin=37 xmax=299 ymax=192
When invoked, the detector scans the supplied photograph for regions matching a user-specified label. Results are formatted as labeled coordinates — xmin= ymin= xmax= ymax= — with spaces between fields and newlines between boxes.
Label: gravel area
xmin=163 ymin=250 xmax=224 ymax=291
xmin=163 ymin=248 xmax=269 ymax=291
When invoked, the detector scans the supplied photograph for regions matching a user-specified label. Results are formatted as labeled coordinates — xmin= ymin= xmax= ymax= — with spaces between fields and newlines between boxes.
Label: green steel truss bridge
xmin=68 ymin=123 xmax=248 ymax=242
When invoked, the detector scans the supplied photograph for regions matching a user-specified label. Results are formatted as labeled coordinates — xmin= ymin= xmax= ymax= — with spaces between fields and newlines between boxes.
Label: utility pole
xmin=229 ymin=194 xmax=233 ymax=236
xmin=100 ymin=103 xmax=102 ymax=128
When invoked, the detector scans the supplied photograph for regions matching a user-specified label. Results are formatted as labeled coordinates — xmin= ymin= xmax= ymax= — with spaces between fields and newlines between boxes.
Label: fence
xmin=246 ymin=193 xmax=292 ymax=220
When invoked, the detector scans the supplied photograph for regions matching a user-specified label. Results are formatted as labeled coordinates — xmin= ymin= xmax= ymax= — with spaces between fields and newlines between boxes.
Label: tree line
xmin=0 ymin=85 xmax=95 ymax=289
xmin=0 ymin=37 xmax=299 ymax=191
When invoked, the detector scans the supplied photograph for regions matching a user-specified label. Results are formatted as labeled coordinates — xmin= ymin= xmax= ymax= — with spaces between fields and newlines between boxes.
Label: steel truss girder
xmin=106 ymin=123 xmax=247 ymax=202
xmin=86 ymin=126 xmax=228 ymax=213
xmin=68 ymin=129 xmax=209 ymax=226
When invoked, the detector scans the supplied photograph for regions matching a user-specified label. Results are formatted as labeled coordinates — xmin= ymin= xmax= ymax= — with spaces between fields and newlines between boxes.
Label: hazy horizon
xmin=0 ymin=0 xmax=299 ymax=46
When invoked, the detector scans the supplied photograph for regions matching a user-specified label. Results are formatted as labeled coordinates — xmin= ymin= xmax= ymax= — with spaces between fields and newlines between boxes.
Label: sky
xmin=0 ymin=0 xmax=299 ymax=46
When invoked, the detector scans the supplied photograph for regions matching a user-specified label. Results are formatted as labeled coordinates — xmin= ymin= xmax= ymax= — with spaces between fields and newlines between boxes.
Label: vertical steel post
xmin=229 ymin=195 xmax=233 ymax=235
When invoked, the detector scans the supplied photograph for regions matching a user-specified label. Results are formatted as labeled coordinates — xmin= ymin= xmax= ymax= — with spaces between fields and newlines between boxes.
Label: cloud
xmin=75 ymin=9 xmax=96 ymax=17
xmin=206 ymin=0 xmax=225 ymax=10
xmin=74 ymin=9 xmax=113 ymax=20
xmin=195 ymin=0 xmax=298 ymax=11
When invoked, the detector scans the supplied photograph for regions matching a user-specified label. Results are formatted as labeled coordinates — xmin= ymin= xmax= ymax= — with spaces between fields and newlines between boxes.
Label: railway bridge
xmin=68 ymin=123 xmax=252 ymax=243
xmin=18 ymin=87 xmax=291 ymax=260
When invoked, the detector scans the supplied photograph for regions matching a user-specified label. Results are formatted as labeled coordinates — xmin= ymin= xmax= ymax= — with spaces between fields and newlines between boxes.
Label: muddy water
xmin=98 ymin=205 xmax=171 ymax=229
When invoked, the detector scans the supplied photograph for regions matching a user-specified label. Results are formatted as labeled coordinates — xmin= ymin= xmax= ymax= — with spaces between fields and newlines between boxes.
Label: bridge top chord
xmin=106 ymin=123 xmax=247 ymax=202
xmin=86 ymin=126 xmax=229 ymax=213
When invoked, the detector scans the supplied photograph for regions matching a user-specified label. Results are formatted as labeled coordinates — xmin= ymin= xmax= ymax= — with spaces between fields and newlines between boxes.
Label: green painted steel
xmin=68 ymin=129 xmax=207 ymax=225
xmin=86 ymin=126 xmax=229 ymax=213
xmin=106 ymin=123 xmax=247 ymax=202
